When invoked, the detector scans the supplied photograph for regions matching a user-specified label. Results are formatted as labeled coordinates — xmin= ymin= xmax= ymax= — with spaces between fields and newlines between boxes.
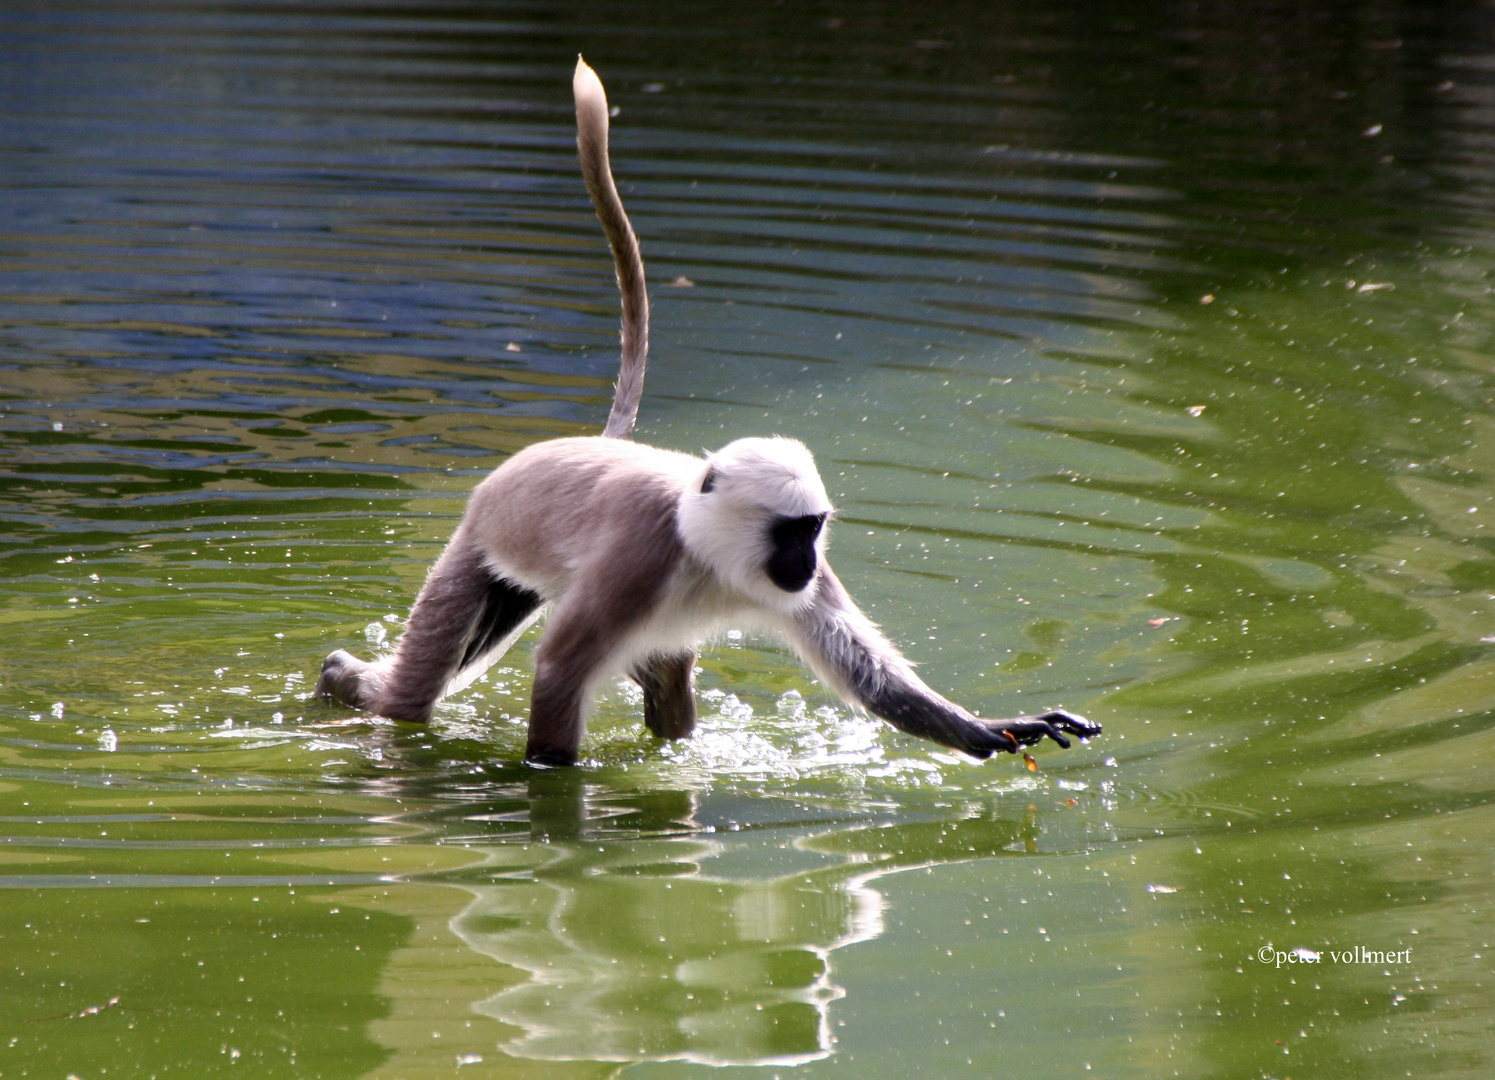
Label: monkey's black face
xmin=765 ymin=513 xmax=826 ymax=592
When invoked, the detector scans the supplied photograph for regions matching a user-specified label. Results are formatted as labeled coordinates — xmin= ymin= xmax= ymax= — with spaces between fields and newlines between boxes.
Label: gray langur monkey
xmin=315 ymin=57 xmax=1102 ymax=767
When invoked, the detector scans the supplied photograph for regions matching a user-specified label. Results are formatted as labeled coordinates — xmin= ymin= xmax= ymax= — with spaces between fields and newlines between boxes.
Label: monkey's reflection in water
xmin=443 ymin=769 xmax=1039 ymax=1066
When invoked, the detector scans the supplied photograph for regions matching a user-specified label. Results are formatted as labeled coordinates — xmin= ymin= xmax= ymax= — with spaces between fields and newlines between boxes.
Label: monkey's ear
xmin=700 ymin=466 xmax=718 ymax=494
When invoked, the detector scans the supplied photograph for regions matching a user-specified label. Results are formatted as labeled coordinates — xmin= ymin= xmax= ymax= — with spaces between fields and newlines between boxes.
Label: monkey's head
xmin=677 ymin=436 xmax=834 ymax=613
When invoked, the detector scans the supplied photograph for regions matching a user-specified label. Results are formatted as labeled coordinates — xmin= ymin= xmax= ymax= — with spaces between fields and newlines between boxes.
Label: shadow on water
xmin=5 ymin=0 xmax=1495 ymax=1077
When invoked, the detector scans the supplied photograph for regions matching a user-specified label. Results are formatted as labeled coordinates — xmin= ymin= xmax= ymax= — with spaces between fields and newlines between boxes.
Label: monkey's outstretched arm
xmin=783 ymin=566 xmax=1101 ymax=759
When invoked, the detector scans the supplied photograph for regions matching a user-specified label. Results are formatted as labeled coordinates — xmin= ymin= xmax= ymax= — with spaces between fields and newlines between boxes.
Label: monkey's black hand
xmin=983 ymin=710 xmax=1102 ymax=755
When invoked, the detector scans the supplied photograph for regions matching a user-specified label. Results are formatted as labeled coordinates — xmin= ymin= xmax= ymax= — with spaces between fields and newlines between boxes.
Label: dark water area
xmin=3 ymin=1 xmax=1495 ymax=1076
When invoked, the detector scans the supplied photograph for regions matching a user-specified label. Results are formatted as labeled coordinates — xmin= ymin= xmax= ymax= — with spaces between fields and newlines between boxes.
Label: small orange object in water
xmin=1024 ymin=753 xmax=1038 ymax=772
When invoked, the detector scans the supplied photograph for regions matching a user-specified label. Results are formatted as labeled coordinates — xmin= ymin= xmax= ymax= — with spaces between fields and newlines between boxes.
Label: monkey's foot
xmin=524 ymin=749 xmax=579 ymax=769
xmin=315 ymin=649 xmax=382 ymax=711
xmin=987 ymin=709 xmax=1101 ymax=754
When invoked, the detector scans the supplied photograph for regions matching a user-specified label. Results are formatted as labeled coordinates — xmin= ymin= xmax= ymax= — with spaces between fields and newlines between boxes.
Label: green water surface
xmin=2 ymin=1 xmax=1493 ymax=1077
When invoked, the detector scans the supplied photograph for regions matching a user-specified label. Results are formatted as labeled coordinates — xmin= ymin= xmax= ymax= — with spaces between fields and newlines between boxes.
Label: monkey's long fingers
xmin=985 ymin=710 xmax=1101 ymax=754
xmin=1036 ymin=709 xmax=1102 ymax=740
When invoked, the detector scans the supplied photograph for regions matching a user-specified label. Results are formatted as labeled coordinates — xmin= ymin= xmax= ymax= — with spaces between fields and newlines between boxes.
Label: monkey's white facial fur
xmin=677 ymin=436 xmax=834 ymax=613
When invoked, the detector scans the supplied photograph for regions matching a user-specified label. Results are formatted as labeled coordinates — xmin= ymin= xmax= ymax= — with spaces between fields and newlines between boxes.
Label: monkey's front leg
xmin=528 ymin=652 xmax=697 ymax=763
xmin=785 ymin=565 xmax=1101 ymax=759
xmin=524 ymin=545 xmax=678 ymax=765
xmin=632 ymin=651 xmax=698 ymax=739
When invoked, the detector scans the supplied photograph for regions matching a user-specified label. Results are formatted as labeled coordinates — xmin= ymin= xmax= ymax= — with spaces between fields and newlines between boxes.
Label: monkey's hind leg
xmin=632 ymin=651 xmax=698 ymax=740
xmin=316 ymin=649 xmax=385 ymax=712
xmin=316 ymin=539 xmax=541 ymax=724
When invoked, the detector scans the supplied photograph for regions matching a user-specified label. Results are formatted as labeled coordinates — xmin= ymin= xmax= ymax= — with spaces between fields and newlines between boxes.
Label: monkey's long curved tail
xmin=574 ymin=56 xmax=649 ymax=440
